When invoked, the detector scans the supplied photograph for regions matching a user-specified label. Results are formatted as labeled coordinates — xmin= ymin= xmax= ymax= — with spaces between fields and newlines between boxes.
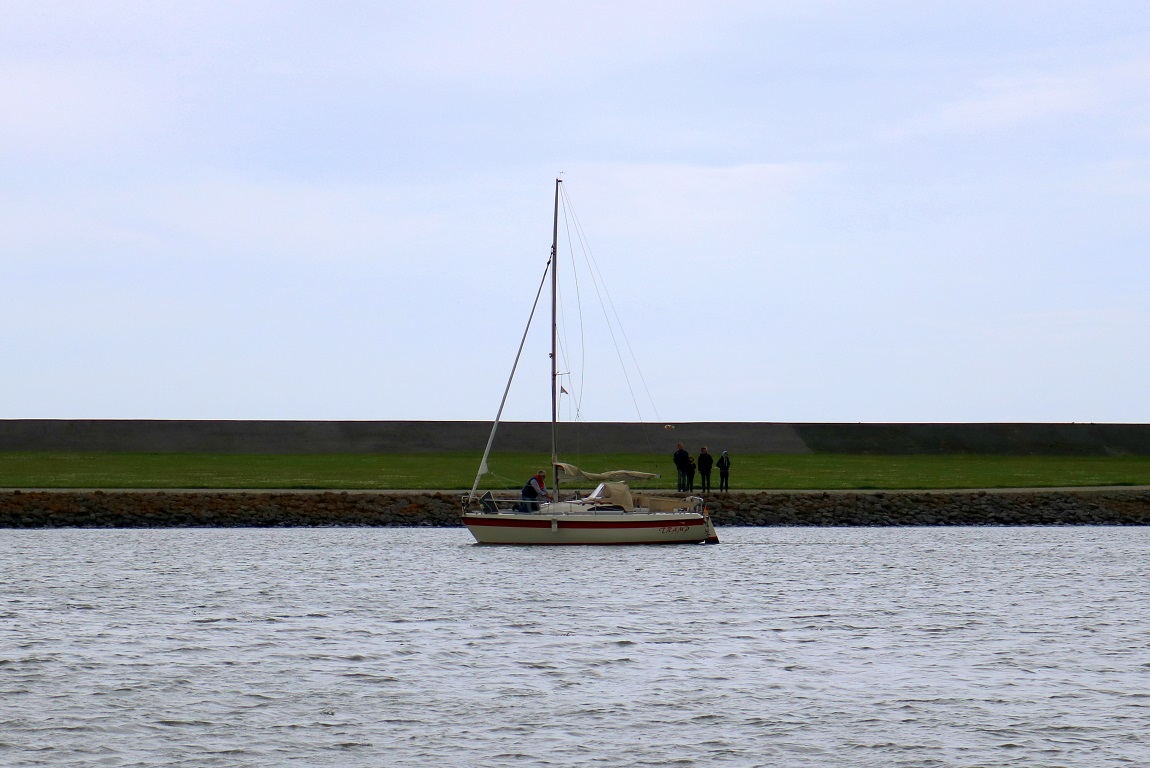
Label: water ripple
xmin=1 ymin=527 xmax=1148 ymax=766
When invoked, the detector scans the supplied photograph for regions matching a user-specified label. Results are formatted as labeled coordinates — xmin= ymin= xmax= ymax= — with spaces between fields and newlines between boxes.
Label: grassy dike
xmin=2 ymin=451 xmax=1150 ymax=490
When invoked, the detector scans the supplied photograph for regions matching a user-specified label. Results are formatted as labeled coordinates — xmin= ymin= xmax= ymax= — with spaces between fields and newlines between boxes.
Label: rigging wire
xmin=559 ymin=184 xmax=663 ymax=430
xmin=560 ymin=199 xmax=588 ymax=418
xmin=468 ymin=257 xmax=553 ymax=500
xmin=555 ymin=289 xmax=579 ymax=420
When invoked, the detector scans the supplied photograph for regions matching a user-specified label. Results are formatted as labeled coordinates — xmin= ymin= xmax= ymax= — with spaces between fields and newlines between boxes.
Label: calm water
xmin=1 ymin=526 xmax=1148 ymax=767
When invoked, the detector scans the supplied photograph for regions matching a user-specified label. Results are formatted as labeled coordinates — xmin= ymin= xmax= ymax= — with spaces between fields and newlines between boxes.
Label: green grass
xmin=1 ymin=451 xmax=1149 ymax=490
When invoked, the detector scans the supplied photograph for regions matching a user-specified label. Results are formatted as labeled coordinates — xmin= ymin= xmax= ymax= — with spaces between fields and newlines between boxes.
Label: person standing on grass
xmin=686 ymin=455 xmax=697 ymax=492
xmin=673 ymin=442 xmax=689 ymax=492
xmin=697 ymin=447 xmax=714 ymax=493
xmin=717 ymin=451 xmax=731 ymax=493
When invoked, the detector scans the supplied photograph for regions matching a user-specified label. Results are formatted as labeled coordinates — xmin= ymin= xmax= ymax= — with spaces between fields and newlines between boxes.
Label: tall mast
xmin=550 ymin=177 xmax=561 ymax=496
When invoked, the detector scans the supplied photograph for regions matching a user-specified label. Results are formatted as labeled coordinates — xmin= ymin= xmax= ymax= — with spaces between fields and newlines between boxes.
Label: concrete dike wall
xmin=2 ymin=420 xmax=1150 ymax=455
xmin=3 ymin=489 xmax=1148 ymax=528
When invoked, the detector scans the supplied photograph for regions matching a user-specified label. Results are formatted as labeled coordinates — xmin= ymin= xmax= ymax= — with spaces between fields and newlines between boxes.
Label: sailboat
xmin=461 ymin=179 xmax=720 ymax=545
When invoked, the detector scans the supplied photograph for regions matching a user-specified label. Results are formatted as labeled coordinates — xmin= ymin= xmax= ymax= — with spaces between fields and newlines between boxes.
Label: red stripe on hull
xmin=462 ymin=517 xmax=551 ymax=528
xmin=557 ymin=518 xmax=703 ymax=529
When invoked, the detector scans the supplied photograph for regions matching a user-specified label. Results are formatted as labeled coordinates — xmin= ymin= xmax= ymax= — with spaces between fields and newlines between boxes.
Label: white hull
xmin=463 ymin=509 xmax=719 ymax=545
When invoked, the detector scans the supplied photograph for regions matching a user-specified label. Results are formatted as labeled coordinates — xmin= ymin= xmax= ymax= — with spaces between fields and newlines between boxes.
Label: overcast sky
xmin=2 ymin=2 xmax=1147 ymax=423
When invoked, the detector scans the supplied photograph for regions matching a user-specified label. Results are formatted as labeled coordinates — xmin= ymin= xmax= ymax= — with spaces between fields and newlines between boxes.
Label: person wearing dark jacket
xmin=672 ymin=442 xmax=689 ymax=492
xmin=686 ymin=455 xmax=697 ymax=492
xmin=716 ymin=451 xmax=731 ymax=492
xmin=697 ymin=447 xmax=714 ymax=493
xmin=521 ymin=469 xmax=551 ymax=512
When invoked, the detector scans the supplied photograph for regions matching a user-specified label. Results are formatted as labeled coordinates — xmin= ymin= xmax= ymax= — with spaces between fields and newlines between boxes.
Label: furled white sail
xmin=555 ymin=462 xmax=659 ymax=483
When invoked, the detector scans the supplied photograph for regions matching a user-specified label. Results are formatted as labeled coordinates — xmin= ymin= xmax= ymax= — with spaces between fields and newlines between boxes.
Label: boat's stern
xmin=702 ymin=507 xmax=720 ymax=544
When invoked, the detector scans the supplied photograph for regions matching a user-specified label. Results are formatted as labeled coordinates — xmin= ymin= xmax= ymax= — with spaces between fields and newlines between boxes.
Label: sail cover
xmin=555 ymin=462 xmax=659 ymax=483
